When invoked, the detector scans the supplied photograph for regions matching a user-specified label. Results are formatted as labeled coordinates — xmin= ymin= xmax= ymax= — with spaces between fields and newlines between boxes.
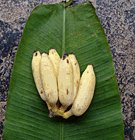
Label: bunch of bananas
xmin=32 ymin=49 xmax=96 ymax=119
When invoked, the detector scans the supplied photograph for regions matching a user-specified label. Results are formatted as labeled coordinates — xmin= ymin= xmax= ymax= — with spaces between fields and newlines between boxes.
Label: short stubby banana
xmin=32 ymin=51 xmax=46 ymax=101
xmin=58 ymin=55 xmax=74 ymax=112
xmin=69 ymin=54 xmax=80 ymax=101
xmin=40 ymin=53 xmax=58 ymax=108
xmin=63 ymin=65 xmax=96 ymax=119
xmin=49 ymin=49 xmax=60 ymax=76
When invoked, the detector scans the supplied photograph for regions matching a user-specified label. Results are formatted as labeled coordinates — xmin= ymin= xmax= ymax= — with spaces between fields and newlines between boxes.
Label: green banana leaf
xmin=4 ymin=2 xmax=124 ymax=140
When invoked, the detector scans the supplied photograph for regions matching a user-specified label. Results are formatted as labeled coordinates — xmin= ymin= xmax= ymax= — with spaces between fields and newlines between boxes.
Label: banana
xmin=32 ymin=51 xmax=96 ymax=119
xmin=63 ymin=65 xmax=96 ymax=119
xmin=49 ymin=49 xmax=60 ymax=76
xmin=48 ymin=49 xmax=60 ymax=114
xmin=58 ymin=55 xmax=74 ymax=112
xmin=32 ymin=51 xmax=46 ymax=100
xmin=32 ymin=51 xmax=51 ymax=110
xmin=40 ymin=53 xmax=58 ymax=109
xmin=69 ymin=54 xmax=80 ymax=101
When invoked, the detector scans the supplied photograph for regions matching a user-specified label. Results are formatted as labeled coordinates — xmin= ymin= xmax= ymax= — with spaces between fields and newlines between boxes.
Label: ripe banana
xmin=58 ymin=55 xmax=74 ymax=112
xmin=63 ymin=65 xmax=96 ymax=119
xmin=69 ymin=54 xmax=80 ymax=101
xmin=32 ymin=51 xmax=51 ymax=110
xmin=40 ymin=53 xmax=58 ymax=109
xmin=32 ymin=50 xmax=96 ymax=119
xmin=49 ymin=49 xmax=60 ymax=76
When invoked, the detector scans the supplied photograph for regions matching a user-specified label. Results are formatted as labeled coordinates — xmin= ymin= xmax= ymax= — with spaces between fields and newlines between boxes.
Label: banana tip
xmin=62 ymin=53 xmax=68 ymax=60
xmin=33 ymin=51 xmax=40 ymax=56
xmin=87 ymin=65 xmax=93 ymax=69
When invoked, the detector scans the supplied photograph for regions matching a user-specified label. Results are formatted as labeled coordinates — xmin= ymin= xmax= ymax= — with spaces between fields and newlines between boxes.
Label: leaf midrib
xmin=62 ymin=6 xmax=66 ymax=55
xmin=60 ymin=5 xmax=66 ymax=140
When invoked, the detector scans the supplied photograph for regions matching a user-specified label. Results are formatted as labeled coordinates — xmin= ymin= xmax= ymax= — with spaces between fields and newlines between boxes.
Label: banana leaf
xmin=3 ymin=2 xmax=124 ymax=140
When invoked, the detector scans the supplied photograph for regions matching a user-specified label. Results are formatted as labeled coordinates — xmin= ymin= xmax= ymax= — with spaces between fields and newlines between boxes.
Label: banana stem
xmin=51 ymin=105 xmax=67 ymax=117
xmin=59 ymin=105 xmax=67 ymax=113
xmin=51 ymin=104 xmax=59 ymax=112
xmin=51 ymin=104 xmax=64 ymax=117
xmin=63 ymin=0 xmax=73 ymax=7
xmin=63 ymin=110 xmax=73 ymax=119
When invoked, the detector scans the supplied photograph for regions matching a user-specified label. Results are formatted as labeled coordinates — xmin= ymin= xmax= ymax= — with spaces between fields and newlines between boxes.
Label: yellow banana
xmin=40 ymin=53 xmax=58 ymax=109
xmin=58 ymin=55 xmax=74 ymax=112
xmin=48 ymin=49 xmax=60 ymax=114
xmin=69 ymin=54 xmax=80 ymax=101
xmin=63 ymin=65 xmax=96 ymax=119
xmin=49 ymin=49 xmax=60 ymax=76
xmin=32 ymin=51 xmax=51 ymax=110
xmin=32 ymin=51 xmax=46 ymax=100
